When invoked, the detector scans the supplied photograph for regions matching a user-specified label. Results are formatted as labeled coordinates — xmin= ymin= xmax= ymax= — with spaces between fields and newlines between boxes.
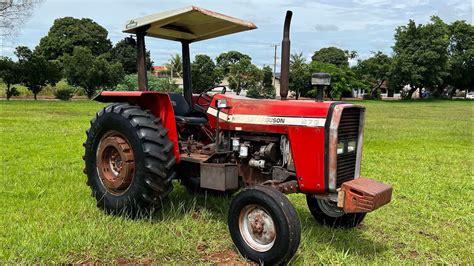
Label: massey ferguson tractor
xmin=83 ymin=6 xmax=392 ymax=264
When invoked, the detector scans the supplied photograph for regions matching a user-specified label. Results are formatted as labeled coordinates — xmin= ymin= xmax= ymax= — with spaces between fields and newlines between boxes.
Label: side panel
xmin=288 ymin=126 xmax=325 ymax=193
xmin=94 ymin=91 xmax=180 ymax=162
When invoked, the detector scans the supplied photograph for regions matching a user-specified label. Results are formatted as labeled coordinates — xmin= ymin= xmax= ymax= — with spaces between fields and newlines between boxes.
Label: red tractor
xmin=83 ymin=6 xmax=392 ymax=264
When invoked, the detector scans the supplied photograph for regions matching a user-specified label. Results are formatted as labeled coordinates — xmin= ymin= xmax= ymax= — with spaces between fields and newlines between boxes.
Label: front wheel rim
xmin=239 ymin=204 xmax=276 ymax=252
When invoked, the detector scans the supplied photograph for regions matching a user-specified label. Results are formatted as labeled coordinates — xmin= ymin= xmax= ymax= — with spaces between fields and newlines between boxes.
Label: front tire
xmin=228 ymin=185 xmax=301 ymax=264
xmin=83 ymin=103 xmax=176 ymax=217
xmin=306 ymin=194 xmax=366 ymax=228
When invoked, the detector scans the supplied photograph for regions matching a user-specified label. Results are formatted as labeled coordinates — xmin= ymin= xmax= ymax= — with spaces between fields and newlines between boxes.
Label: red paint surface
xmin=288 ymin=127 xmax=326 ymax=193
xmin=96 ymin=92 xmax=339 ymax=193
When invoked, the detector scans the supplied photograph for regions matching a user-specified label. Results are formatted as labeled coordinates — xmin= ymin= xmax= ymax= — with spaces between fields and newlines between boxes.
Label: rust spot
xmin=96 ymin=131 xmax=135 ymax=195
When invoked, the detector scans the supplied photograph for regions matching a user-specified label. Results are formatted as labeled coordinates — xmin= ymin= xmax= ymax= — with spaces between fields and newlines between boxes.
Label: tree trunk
xmin=388 ymin=89 xmax=394 ymax=97
xmin=34 ymin=93 xmax=37 ymax=100
xmin=6 ymin=83 xmax=11 ymax=100
xmin=406 ymin=86 xmax=418 ymax=99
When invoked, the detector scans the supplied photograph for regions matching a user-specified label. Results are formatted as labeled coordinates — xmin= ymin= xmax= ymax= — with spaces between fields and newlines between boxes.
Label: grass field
xmin=0 ymin=99 xmax=472 ymax=264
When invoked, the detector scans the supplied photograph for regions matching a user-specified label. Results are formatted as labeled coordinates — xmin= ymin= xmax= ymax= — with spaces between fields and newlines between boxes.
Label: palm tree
xmin=166 ymin=54 xmax=183 ymax=78
xmin=290 ymin=52 xmax=306 ymax=68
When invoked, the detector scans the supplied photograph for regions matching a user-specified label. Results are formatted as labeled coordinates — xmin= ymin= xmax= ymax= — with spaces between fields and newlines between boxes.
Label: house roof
xmin=123 ymin=6 xmax=257 ymax=42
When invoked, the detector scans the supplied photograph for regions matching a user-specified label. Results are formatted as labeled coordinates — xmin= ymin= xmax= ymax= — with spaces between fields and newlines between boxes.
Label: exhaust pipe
xmin=280 ymin=10 xmax=292 ymax=100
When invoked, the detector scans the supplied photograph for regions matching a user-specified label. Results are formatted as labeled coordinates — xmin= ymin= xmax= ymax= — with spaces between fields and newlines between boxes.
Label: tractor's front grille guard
xmin=327 ymin=105 xmax=365 ymax=192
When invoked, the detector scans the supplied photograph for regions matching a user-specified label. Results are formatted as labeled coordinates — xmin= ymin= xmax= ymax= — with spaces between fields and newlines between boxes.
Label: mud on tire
xmin=83 ymin=103 xmax=176 ymax=217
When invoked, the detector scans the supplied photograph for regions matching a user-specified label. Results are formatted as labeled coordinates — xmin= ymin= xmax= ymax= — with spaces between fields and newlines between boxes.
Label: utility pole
xmin=271 ymin=44 xmax=279 ymax=86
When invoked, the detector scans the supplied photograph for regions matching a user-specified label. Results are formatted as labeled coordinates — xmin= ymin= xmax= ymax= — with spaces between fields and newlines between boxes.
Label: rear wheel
xmin=306 ymin=194 xmax=366 ymax=228
xmin=83 ymin=103 xmax=176 ymax=217
xmin=228 ymin=185 xmax=300 ymax=264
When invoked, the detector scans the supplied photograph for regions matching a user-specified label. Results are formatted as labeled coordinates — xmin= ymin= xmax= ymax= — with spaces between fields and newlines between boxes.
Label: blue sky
xmin=1 ymin=0 xmax=472 ymax=68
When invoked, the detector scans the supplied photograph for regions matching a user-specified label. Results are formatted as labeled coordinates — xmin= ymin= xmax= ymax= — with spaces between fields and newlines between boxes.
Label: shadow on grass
xmin=148 ymin=183 xmax=387 ymax=259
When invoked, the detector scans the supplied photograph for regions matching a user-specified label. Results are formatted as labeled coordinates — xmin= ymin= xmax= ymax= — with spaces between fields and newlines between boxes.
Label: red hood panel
xmin=214 ymin=94 xmax=334 ymax=118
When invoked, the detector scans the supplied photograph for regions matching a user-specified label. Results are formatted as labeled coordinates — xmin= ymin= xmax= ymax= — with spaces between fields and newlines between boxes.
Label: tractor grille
xmin=336 ymin=107 xmax=361 ymax=187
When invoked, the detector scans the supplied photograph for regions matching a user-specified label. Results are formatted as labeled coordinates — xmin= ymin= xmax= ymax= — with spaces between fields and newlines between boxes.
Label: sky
xmin=1 ymin=0 xmax=472 ymax=68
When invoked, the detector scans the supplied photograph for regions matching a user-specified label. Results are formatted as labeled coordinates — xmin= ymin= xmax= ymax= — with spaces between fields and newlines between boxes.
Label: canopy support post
xmin=181 ymin=40 xmax=193 ymax=108
xmin=136 ymin=26 xmax=149 ymax=91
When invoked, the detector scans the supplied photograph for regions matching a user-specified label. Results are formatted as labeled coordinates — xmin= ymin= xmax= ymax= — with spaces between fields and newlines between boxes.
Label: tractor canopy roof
xmin=122 ymin=6 xmax=257 ymax=42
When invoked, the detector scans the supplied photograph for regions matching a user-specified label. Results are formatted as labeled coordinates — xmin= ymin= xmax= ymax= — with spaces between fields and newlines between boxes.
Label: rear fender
xmin=94 ymin=91 xmax=180 ymax=163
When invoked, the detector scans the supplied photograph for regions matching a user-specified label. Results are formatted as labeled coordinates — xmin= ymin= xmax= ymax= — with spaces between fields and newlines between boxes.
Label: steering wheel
xmin=194 ymin=86 xmax=226 ymax=113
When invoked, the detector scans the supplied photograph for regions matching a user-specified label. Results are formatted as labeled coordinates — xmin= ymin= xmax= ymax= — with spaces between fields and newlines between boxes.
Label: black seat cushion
xmin=168 ymin=93 xmax=207 ymax=126
xmin=168 ymin=92 xmax=191 ymax=116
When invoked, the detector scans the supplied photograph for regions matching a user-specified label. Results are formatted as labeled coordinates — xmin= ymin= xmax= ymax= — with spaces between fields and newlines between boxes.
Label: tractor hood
xmin=207 ymin=94 xmax=340 ymax=133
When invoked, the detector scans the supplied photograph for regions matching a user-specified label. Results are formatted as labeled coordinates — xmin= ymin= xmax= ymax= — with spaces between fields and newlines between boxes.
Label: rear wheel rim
xmin=96 ymin=131 xmax=135 ymax=195
xmin=317 ymin=198 xmax=344 ymax=218
xmin=239 ymin=204 xmax=276 ymax=252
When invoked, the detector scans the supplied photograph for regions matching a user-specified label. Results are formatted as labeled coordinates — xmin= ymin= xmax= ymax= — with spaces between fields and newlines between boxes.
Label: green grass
xmin=0 ymin=99 xmax=472 ymax=264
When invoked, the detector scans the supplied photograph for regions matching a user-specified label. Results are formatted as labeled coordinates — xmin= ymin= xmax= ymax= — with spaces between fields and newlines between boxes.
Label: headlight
xmin=337 ymin=142 xmax=344 ymax=154
xmin=337 ymin=140 xmax=357 ymax=154
xmin=348 ymin=140 xmax=356 ymax=152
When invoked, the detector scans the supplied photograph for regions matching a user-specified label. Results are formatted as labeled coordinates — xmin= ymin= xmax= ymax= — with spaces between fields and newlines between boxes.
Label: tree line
xmin=289 ymin=16 xmax=473 ymax=100
xmin=0 ymin=15 xmax=472 ymax=100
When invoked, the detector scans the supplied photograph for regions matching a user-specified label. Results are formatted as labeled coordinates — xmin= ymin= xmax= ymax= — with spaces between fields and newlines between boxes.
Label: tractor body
xmin=84 ymin=6 xmax=392 ymax=264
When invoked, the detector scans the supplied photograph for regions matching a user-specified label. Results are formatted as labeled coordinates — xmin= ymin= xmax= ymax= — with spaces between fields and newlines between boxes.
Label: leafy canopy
xmin=228 ymin=58 xmax=262 ymax=95
xmin=63 ymin=46 xmax=124 ymax=98
xmin=312 ymin=47 xmax=349 ymax=68
xmin=36 ymin=17 xmax=112 ymax=60
xmin=14 ymin=46 xmax=61 ymax=100
xmin=216 ymin=51 xmax=252 ymax=75
xmin=191 ymin=54 xmax=222 ymax=94
xmin=110 ymin=37 xmax=152 ymax=75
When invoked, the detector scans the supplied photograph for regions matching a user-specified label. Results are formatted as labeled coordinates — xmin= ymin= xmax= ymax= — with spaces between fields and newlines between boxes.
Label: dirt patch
xmin=201 ymin=249 xmax=255 ymax=265
xmin=418 ymin=230 xmax=439 ymax=240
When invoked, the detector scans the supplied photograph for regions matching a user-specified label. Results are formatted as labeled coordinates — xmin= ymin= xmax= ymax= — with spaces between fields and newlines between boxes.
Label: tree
xmin=355 ymin=52 xmax=392 ymax=99
xmin=391 ymin=16 xmax=449 ymax=99
xmin=191 ymin=54 xmax=222 ymax=93
xmin=312 ymin=47 xmax=348 ymax=68
xmin=63 ymin=47 xmax=124 ymax=98
xmin=447 ymin=20 xmax=474 ymax=96
xmin=289 ymin=53 xmax=311 ymax=98
xmin=14 ymin=46 xmax=61 ymax=100
xmin=167 ymin=54 xmax=183 ymax=78
xmin=116 ymin=73 xmax=180 ymax=93
xmin=247 ymin=66 xmax=275 ymax=99
xmin=36 ymin=17 xmax=112 ymax=61
xmin=0 ymin=0 xmax=43 ymax=38
xmin=308 ymin=61 xmax=366 ymax=99
xmin=216 ymin=51 xmax=251 ymax=75
xmin=110 ymin=37 xmax=152 ymax=74
xmin=0 ymin=56 xmax=20 ymax=99
xmin=228 ymin=58 xmax=262 ymax=95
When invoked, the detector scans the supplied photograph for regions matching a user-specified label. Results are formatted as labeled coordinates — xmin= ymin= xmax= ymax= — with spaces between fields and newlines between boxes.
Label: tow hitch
xmin=338 ymin=177 xmax=393 ymax=213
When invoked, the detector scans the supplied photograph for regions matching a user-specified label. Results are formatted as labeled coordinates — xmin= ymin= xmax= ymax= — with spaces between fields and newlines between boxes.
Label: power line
xmin=270 ymin=44 xmax=279 ymax=86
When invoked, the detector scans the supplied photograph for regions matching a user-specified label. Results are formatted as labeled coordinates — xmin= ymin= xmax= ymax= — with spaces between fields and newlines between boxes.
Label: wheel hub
xmin=239 ymin=205 xmax=276 ymax=252
xmin=96 ymin=132 xmax=135 ymax=195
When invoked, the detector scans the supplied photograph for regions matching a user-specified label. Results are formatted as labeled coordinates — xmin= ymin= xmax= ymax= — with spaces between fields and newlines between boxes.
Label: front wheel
xmin=228 ymin=185 xmax=301 ymax=264
xmin=306 ymin=194 xmax=366 ymax=228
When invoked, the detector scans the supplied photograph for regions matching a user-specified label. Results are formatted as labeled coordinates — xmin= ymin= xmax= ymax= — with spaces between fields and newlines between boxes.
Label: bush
xmin=116 ymin=73 xmax=181 ymax=93
xmin=54 ymin=88 xmax=74 ymax=101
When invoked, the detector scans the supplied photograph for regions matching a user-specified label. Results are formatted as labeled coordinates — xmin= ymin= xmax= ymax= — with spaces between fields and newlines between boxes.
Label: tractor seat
xmin=168 ymin=93 xmax=208 ymax=126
